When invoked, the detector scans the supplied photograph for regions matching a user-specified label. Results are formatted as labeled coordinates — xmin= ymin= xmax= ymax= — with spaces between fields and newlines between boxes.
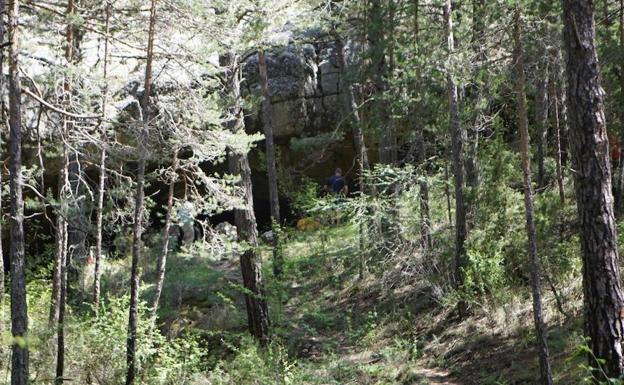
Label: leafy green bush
xmin=1 ymin=284 xmax=208 ymax=385
xmin=205 ymin=338 xmax=301 ymax=385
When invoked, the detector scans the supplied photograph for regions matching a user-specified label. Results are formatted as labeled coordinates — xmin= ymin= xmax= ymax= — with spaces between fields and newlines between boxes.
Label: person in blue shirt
xmin=325 ymin=168 xmax=348 ymax=195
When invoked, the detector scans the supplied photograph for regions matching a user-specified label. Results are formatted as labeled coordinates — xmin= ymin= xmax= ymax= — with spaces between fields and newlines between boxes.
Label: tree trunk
xmin=551 ymin=79 xmax=565 ymax=207
xmin=535 ymin=52 xmax=550 ymax=191
xmin=66 ymin=153 xmax=88 ymax=276
xmin=385 ymin=0 xmax=398 ymax=166
xmin=151 ymin=151 xmax=178 ymax=320
xmin=93 ymin=144 xmax=106 ymax=313
xmin=55 ymin=1 xmax=76 ymax=381
xmin=223 ymin=51 xmax=270 ymax=344
xmin=555 ymin=49 xmax=570 ymax=168
xmin=513 ymin=10 xmax=553 ymax=385
xmin=126 ymin=1 xmax=156 ymax=383
xmin=562 ymin=0 xmax=624 ymax=378
xmin=126 ymin=158 xmax=145 ymax=385
xmin=413 ymin=0 xmax=431 ymax=250
xmin=49 ymin=188 xmax=66 ymax=327
xmin=444 ymin=161 xmax=453 ymax=230
xmin=8 ymin=0 xmax=29 ymax=383
xmin=54 ymin=202 xmax=68 ymax=385
xmin=257 ymin=47 xmax=283 ymax=278
xmin=369 ymin=0 xmax=396 ymax=165
xmin=94 ymin=1 xmax=111 ymax=315
xmin=616 ymin=0 xmax=624 ymax=216
xmin=0 ymin=0 xmax=6 ymax=330
xmin=64 ymin=0 xmax=87 ymax=297
xmin=535 ymin=42 xmax=550 ymax=191
xmin=415 ymin=127 xmax=432 ymax=250
xmin=444 ymin=0 xmax=467 ymax=314
xmin=49 ymin=165 xmax=68 ymax=327
xmin=466 ymin=0 xmax=485 ymax=200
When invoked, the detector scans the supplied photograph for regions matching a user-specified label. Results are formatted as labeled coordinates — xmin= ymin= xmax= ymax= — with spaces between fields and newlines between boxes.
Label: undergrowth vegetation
xmin=0 ymin=150 xmax=602 ymax=384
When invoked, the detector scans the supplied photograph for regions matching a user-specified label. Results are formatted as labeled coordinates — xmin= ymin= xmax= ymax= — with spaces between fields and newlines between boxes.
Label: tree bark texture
xmin=444 ymin=0 xmax=467 ymax=311
xmin=615 ymin=0 xmax=624 ymax=216
xmin=369 ymin=0 xmax=396 ymax=165
xmin=151 ymin=151 xmax=178 ymax=320
xmin=56 ymin=1 xmax=76 ymax=381
xmin=535 ymin=47 xmax=550 ymax=190
xmin=126 ymin=0 xmax=156 ymax=383
xmin=513 ymin=10 xmax=553 ymax=384
xmin=8 ymin=0 xmax=29 ymax=383
xmin=223 ymin=51 xmax=270 ymax=345
xmin=411 ymin=0 xmax=432 ymax=250
xmin=562 ymin=0 xmax=624 ymax=378
xmin=0 ymin=0 xmax=6 ymax=329
xmin=551 ymin=79 xmax=565 ymax=206
xmin=466 ymin=0 xmax=486 ymax=198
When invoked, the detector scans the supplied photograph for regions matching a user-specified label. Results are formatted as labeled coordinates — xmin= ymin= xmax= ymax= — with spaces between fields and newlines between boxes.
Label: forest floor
xmin=157 ymin=223 xmax=588 ymax=384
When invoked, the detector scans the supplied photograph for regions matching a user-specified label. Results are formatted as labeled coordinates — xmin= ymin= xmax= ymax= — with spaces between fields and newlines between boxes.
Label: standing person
xmin=325 ymin=168 xmax=349 ymax=196
xmin=325 ymin=168 xmax=348 ymax=225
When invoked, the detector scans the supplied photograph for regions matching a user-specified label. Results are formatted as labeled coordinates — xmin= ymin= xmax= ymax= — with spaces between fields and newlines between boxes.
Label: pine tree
xmin=562 ymin=0 xmax=624 ymax=378
xmin=223 ymin=51 xmax=270 ymax=344
xmin=443 ymin=0 xmax=468 ymax=315
xmin=126 ymin=1 xmax=157 ymax=383
xmin=513 ymin=9 xmax=553 ymax=384
xmin=8 ymin=0 xmax=29 ymax=383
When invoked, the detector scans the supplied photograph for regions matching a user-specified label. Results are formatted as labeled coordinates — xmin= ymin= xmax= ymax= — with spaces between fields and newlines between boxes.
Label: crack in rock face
xmin=242 ymin=42 xmax=363 ymax=139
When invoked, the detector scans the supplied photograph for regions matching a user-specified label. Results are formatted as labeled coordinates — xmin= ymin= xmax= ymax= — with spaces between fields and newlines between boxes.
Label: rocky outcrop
xmin=242 ymin=42 xmax=353 ymax=138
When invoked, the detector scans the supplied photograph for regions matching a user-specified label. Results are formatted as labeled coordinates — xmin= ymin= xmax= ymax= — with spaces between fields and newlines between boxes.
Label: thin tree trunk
xmin=8 ymin=0 xmax=29 ymax=383
xmin=513 ymin=10 xmax=553 ymax=385
xmin=126 ymin=158 xmax=145 ymax=385
xmin=54 ymin=157 xmax=68 ymax=384
xmin=257 ymin=47 xmax=283 ymax=277
xmin=415 ymin=128 xmax=432 ymax=250
xmin=93 ymin=149 xmax=105 ymax=311
xmin=555 ymin=50 xmax=570 ymax=168
xmin=616 ymin=0 xmax=624 ymax=216
xmin=126 ymin=1 xmax=156 ymax=383
xmin=151 ymin=151 xmax=178 ymax=320
xmin=551 ymin=73 xmax=567 ymax=244
xmin=466 ymin=0 xmax=485 ymax=201
xmin=535 ymin=48 xmax=550 ymax=191
xmin=223 ymin=51 xmax=270 ymax=344
xmin=412 ymin=0 xmax=432 ymax=250
xmin=369 ymin=0 xmax=396 ymax=165
xmin=444 ymin=0 xmax=467 ymax=315
xmin=93 ymin=0 xmax=111 ymax=315
xmin=551 ymin=81 xmax=565 ymax=206
xmin=64 ymin=4 xmax=88 ymax=272
xmin=445 ymin=161 xmax=453 ymax=230
xmin=562 ymin=0 xmax=624 ymax=378
xmin=616 ymin=145 xmax=624 ymax=217
xmin=54 ymin=207 xmax=68 ymax=385
xmin=55 ymin=0 xmax=75 ymax=381
xmin=385 ymin=0 xmax=398 ymax=166
xmin=0 ymin=0 xmax=6 ymax=330
xmin=49 ymin=190 xmax=66 ymax=327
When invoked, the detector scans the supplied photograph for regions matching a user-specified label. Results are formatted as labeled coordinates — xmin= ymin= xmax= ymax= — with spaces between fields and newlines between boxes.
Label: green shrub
xmin=206 ymin=338 xmax=301 ymax=385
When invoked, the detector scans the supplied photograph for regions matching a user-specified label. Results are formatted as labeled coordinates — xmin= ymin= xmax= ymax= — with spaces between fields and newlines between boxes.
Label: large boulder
xmin=242 ymin=42 xmax=352 ymax=139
